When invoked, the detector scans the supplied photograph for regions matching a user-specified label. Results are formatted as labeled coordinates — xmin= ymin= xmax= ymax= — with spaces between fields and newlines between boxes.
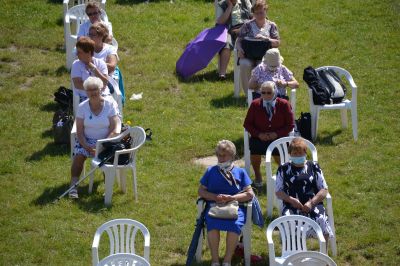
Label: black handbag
xmin=97 ymin=136 xmax=132 ymax=165
xmin=241 ymin=38 xmax=271 ymax=60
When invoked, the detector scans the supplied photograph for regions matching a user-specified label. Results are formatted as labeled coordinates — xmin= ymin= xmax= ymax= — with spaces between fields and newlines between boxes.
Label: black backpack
xmin=295 ymin=112 xmax=312 ymax=141
xmin=317 ymin=68 xmax=347 ymax=103
xmin=303 ymin=66 xmax=331 ymax=105
xmin=53 ymin=86 xmax=74 ymax=145
xmin=53 ymin=109 xmax=73 ymax=144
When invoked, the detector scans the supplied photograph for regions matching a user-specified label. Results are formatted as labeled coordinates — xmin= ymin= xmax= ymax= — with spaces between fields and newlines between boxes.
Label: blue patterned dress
xmin=275 ymin=161 xmax=333 ymax=237
xmin=200 ymin=166 xmax=252 ymax=235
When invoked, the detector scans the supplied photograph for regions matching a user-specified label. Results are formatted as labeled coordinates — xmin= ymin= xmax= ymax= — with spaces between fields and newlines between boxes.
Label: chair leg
xmin=311 ymin=108 xmax=319 ymax=141
xmin=266 ymin=177 xmax=274 ymax=218
xmin=351 ymin=105 xmax=358 ymax=141
xmin=88 ymin=163 xmax=95 ymax=194
xmin=244 ymin=132 xmax=251 ymax=177
xmin=233 ymin=50 xmax=241 ymax=98
xmin=104 ymin=168 xmax=116 ymax=206
xmin=119 ymin=169 xmax=127 ymax=194
xmin=132 ymin=165 xmax=138 ymax=202
xmin=243 ymin=223 xmax=251 ymax=266
xmin=340 ymin=109 xmax=348 ymax=128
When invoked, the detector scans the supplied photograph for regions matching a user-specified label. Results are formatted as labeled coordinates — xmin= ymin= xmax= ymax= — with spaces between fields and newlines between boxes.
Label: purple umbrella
xmin=176 ymin=24 xmax=227 ymax=79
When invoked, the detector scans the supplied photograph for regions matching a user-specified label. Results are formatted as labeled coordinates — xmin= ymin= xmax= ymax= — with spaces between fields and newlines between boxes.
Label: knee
xmin=239 ymin=59 xmax=253 ymax=69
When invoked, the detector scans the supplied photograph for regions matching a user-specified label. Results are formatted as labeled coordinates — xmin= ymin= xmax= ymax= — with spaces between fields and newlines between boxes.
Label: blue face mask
xmin=290 ymin=155 xmax=306 ymax=165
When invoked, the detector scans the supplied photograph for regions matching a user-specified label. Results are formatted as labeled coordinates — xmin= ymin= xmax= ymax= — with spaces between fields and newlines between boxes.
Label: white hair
xmin=83 ymin=76 xmax=103 ymax=91
xmin=261 ymin=81 xmax=276 ymax=93
xmin=215 ymin=140 xmax=237 ymax=157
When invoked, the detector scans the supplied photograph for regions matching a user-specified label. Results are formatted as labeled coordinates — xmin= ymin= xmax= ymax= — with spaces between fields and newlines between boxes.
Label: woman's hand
xmin=258 ymin=132 xmax=269 ymax=141
xmin=276 ymin=79 xmax=287 ymax=87
xmin=85 ymin=146 xmax=96 ymax=157
xmin=216 ymin=194 xmax=235 ymax=203
xmin=255 ymin=34 xmax=268 ymax=41
xmin=302 ymin=201 xmax=313 ymax=213
xmin=289 ymin=197 xmax=304 ymax=210
xmin=266 ymin=132 xmax=278 ymax=141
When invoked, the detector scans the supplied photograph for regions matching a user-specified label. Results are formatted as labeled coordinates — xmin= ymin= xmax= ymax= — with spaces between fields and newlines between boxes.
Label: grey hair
xmin=215 ymin=140 xmax=237 ymax=158
xmin=83 ymin=76 xmax=103 ymax=91
xmin=260 ymin=81 xmax=276 ymax=94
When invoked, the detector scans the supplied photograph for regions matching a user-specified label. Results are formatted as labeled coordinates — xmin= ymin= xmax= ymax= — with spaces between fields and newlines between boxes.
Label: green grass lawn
xmin=0 ymin=0 xmax=399 ymax=265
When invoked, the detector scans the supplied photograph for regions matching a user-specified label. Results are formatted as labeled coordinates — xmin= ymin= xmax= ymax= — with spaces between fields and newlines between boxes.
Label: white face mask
xmin=218 ymin=161 xmax=233 ymax=170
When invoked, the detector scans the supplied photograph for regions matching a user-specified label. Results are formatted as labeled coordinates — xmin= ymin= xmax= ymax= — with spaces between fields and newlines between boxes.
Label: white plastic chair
xmin=308 ymin=66 xmax=358 ymax=141
xmin=243 ymin=88 xmax=297 ymax=176
xmin=265 ymin=136 xmax=337 ymax=256
xmin=97 ymin=253 xmax=150 ymax=266
xmin=92 ymin=219 xmax=150 ymax=266
xmin=266 ymin=215 xmax=327 ymax=266
xmin=89 ymin=126 xmax=146 ymax=206
xmin=195 ymin=199 xmax=252 ymax=266
xmin=282 ymin=251 xmax=337 ymax=266
xmin=64 ymin=4 xmax=110 ymax=69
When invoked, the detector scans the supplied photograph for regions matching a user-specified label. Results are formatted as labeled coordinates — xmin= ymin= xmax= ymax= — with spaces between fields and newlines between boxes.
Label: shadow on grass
xmin=176 ymin=69 xmax=234 ymax=84
xmin=314 ymin=129 xmax=343 ymax=146
xmin=40 ymin=102 xmax=59 ymax=112
xmin=55 ymin=65 xmax=69 ymax=76
xmin=47 ymin=0 xmax=62 ymax=4
xmin=32 ymin=181 xmax=111 ymax=212
xmin=210 ymin=93 xmax=247 ymax=108
xmin=26 ymin=142 xmax=69 ymax=161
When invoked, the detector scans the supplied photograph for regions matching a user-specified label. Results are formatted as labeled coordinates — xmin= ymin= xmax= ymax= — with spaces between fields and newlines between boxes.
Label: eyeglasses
xmin=261 ymin=91 xmax=273 ymax=95
xmin=87 ymin=11 xmax=100 ymax=17
xmin=88 ymin=32 xmax=98 ymax=37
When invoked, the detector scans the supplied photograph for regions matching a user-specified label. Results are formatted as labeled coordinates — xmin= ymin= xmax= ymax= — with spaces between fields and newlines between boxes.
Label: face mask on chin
xmin=290 ymin=155 xmax=306 ymax=165
xmin=218 ymin=161 xmax=233 ymax=170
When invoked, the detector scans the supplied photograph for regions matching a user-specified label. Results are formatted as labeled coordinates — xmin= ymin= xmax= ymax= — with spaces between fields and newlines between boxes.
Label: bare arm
xmin=248 ymin=76 xmax=260 ymax=90
xmin=303 ymin=188 xmax=328 ymax=213
xmin=216 ymin=2 xmax=233 ymax=25
xmin=276 ymin=190 xmax=304 ymax=210
xmin=198 ymin=185 xmax=254 ymax=203
xmin=88 ymin=62 xmax=109 ymax=85
xmin=107 ymin=115 xmax=120 ymax=138
xmin=106 ymin=54 xmax=118 ymax=74
xmin=72 ymin=77 xmax=84 ymax=91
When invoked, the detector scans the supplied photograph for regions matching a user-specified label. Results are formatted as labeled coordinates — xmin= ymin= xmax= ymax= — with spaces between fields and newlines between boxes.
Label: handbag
xmin=208 ymin=200 xmax=239 ymax=220
xmin=241 ymin=37 xmax=271 ymax=60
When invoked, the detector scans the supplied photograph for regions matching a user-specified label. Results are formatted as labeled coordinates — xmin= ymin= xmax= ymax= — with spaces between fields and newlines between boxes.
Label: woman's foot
xmin=218 ymin=74 xmax=226 ymax=80
xmin=222 ymin=262 xmax=231 ymax=266
xmin=253 ymin=180 xmax=263 ymax=189
xmin=211 ymin=262 xmax=220 ymax=266
xmin=68 ymin=188 xmax=78 ymax=199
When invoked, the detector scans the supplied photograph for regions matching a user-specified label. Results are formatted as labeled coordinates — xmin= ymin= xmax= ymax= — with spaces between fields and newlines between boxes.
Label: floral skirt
xmin=73 ymin=137 xmax=97 ymax=158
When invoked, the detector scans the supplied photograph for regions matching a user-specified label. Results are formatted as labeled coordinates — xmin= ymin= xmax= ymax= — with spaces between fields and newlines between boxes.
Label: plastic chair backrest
xmin=97 ymin=253 xmax=150 ymax=266
xmin=282 ymin=251 xmax=337 ymax=266
xmin=266 ymin=215 xmax=326 ymax=264
xmin=92 ymin=219 xmax=150 ymax=266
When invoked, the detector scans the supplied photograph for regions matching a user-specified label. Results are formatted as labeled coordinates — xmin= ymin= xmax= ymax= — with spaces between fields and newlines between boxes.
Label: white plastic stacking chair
xmin=64 ymin=4 xmax=110 ymax=69
xmin=282 ymin=251 xmax=337 ymax=266
xmin=265 ymin=136 xmax=337 ymax=256
xmin=243 ymin=88 xmax=297 ymax=176
xmin=92 ymin=219 xmax=150 ymax=266
xmin=308 ymin=66 xmax=358 ymax=141
xmin=97 ymin=253 xmax=150 ymax=266
xmin=89 ymin=126 xmax=146 ymax=206
xmin=195 ymin=199 xmax=253 ymax=266
xmin=63 ymin=0 xmax=106 ymax=19
xmin=266 ymin=215 xmax=327 ymax=266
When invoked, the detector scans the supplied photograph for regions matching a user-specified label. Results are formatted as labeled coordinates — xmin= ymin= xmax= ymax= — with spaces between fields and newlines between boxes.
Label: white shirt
xmin=76 ymin=98 xmax=119 ymax=140
xmin=94 ymin=43 xmax=119 ymax=63
xmin=71 ymin=57 xmax=108 ymax=97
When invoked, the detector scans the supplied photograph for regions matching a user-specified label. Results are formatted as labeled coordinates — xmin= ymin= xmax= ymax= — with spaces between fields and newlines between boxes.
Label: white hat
xmin=263 ymin=48 xmax=284 ymax=67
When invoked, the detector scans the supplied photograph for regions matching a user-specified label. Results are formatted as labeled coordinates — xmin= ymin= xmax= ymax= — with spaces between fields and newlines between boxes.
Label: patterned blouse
xmin=238 ymin=19 xmax=280 ymax=40
xmin=251 ymin=63 xmax=294 ymax=96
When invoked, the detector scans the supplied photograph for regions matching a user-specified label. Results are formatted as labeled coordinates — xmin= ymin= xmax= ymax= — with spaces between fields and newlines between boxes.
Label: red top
xmin=243 ymin=97 xmax=294 ymax=138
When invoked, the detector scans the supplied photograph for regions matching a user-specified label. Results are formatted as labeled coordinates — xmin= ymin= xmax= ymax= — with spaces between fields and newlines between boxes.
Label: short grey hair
xmin=83 ymin=76 xmax=103 ymax=91
xmin=215 ymin=140 xmax=236 ymax=158
xmin=260 ymin=81 xmax=276 ymax=94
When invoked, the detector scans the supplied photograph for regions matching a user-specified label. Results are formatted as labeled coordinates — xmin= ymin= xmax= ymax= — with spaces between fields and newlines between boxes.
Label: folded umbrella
xmin=186 ymin=200 xmax=207 ymax=266
xmin=251 ymin=196 xmax=264 ymax=228
xmin=176 ymin=24 xmax=227 ymax=79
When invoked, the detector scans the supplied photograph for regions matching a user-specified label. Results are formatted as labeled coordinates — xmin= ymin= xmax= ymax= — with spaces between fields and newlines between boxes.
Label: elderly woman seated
xmin=198 ymin=140 xmax=253 ymax=266
xmin=69 ymin=77 xmax=120 ymax=199
xmin=235 ymin=0 xmax=280 ymax=95
xmin=71 ymin=37 xmax=109 ymax=103
xmin=275 ymin=137 xmax=334 ymax=241
xmin=249 ymin=48 xmax=299 ymax=100
xmin=243 ymin=81 xmax=294 ymax=188
xmin=77 ymin=1 xmax=113 ymax=44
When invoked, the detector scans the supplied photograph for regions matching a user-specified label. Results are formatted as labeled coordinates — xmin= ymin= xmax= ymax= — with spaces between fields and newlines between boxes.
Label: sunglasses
xmin=261 ymin=91 xmax=273 ymax=95
xmin=87 ymin=11 xmax=100 ymax=17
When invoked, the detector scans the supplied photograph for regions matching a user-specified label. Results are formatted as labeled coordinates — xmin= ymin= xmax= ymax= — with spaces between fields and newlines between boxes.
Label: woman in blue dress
xmin=198 ymin=140 xmax=254 ymax=266
xmin=275 ymin=137 xmax=334 ymax=240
